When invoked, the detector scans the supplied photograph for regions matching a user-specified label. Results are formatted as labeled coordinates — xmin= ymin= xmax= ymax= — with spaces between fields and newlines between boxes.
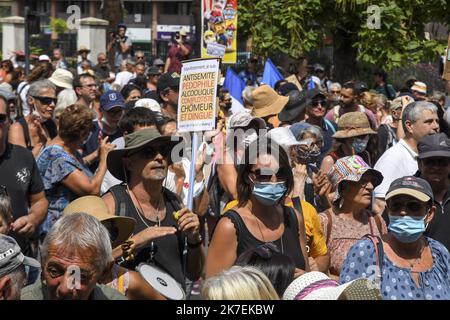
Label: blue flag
xmin=262 ymin=58 xmax=283 ymax=88
xmin=223 ymin=67 xmax=245 ymax=112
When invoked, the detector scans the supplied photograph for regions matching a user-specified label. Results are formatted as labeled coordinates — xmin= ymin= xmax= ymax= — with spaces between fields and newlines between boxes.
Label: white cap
xmin=134 ymin=98 xmax=161 ymax=113
xmin=38 ymin=54 xmax=51 ymax=62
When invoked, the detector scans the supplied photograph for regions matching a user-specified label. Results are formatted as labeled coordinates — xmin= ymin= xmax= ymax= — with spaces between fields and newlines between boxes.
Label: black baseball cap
xmin=385 ymin=176 xmax=434 ymax=203
xmin=278 ymin=83 xmax=298 ymax=96
xmin=418 ymin=133 xmax=450 ymax=160
xmin=157 ymin=72 xmax=180 ymax=94
xmin=305 ymin=88 xmax=326 ymax=106
xmin=147 ymin=66 xmax=161 ymax=76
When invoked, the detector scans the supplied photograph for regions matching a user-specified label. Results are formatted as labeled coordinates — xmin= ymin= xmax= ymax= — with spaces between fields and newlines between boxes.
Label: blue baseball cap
xmin=100 ymin=90 xmax=125 ymax=111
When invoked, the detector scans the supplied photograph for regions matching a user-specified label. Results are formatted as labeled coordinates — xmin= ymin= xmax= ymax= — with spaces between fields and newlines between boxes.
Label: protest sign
xmin=177 ymin=58 xmax=220 ymax=133
xmin=206 ymin=42 xmax=226 ymax=58
xmin=201 ymin=0 xmax=237 ymax=63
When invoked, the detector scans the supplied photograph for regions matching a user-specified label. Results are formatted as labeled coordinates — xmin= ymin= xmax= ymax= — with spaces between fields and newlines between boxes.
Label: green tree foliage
xmin=50 ymin=17 xmax=67 ymax=35
xmin=239 ymin=0 xmax=449 ymax=71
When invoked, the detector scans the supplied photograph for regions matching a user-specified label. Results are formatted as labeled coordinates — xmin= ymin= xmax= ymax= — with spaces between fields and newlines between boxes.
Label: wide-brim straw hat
xmin=251 ymin=85 xmax=289 ymax=118
xmin=78 ymin=45 xmax=91 ymax=54
xmin=283 ymin=271 xmax=382 ymax=300
xmin=107 ymin=128 xmax=183 ymax=181
xmin=332 ymin=111 xmax=376 ymax=139
xmin=63 ymin=196 xmax=136 ymax=248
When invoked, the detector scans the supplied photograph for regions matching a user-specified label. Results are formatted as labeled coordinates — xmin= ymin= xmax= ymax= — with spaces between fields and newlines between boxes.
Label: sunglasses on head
xmin=32 ymin=96 xmax=57 ymax=105
xmin=0 ymin=113 xmax=8 ymax=123
xmin=311 ymin=100 xmax=327 ymax=108
xmin=387 ymin=199 xmax=427 ymax=213
xmin=250 ymin=167 xmax=288 ymax=182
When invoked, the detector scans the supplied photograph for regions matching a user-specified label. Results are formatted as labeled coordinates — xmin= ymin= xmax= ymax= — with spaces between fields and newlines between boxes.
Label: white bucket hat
xmin=49 ymin=69 xmax=74 ymax=90
xmin=134 ymin=98 xmax=161 ymax=113
xmin=283 ymin=271 xmax=382 ymax=300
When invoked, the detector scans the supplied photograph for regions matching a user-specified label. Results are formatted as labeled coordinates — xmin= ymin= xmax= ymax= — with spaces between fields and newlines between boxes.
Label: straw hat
xmin=283 ymin=271 xmax=382 ymax=300
xmin=251 ymin=85 xmax=289 ymax=118
xmin=77 ymin=45 xmax=91 ymax=54
xmin=411 ymin=81 xmax=427 ymax=95
xmin=332 ymin=112 xmax=376 ymax=139
xmin=63 ymin=196 xmax=136 ymax=248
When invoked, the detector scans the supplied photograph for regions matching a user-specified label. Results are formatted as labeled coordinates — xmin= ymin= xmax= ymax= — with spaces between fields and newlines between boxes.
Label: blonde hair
xmin=201 ymin=266 xmax=280 ymax=300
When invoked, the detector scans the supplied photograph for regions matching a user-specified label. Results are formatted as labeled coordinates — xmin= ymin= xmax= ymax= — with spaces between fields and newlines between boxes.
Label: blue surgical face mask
xmin=352 ymin=136 xmax=369 ymax=153
xmin=388 ymin=215 xmax=427 ymax=243
xmin=250 ymin=178 xmax=287 ymax=206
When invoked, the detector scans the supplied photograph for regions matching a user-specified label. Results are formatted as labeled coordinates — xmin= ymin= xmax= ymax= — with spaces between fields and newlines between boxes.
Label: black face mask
xmin=224 ymin=102 xmax=232 ymax=110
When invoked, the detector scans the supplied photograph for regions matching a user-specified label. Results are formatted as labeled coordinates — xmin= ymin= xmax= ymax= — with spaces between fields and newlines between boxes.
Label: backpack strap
xmin=17 ymin=117 xmax=32 ymax=149
xmin=364 ymin=234 xmax=384 ymax=283
xmin=325 ymin=209 xmax=333 ymax=245
xmin=324 ymin=119 xmax=336 ymax=134
xmin=374 ymin=214 xmax=383 ymax=235
xmin=109 ymin=184 xmax=130 ymax=217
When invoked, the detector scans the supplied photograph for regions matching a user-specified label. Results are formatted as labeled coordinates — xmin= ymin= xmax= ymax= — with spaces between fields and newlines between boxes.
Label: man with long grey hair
xmin=21 ymin=213 xmax=126 ymax=300
xmin=373 ymin=101 xmax=440 ymax=214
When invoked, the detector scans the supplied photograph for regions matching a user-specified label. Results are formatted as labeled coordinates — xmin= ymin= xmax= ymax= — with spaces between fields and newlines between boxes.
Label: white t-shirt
xmin=101 ymin=137 xmax=125 ymax=195
xmin=373 ymin=139 xmax=418 ymax=198
xmin=18 ymin=81 xmax=30 ymax=116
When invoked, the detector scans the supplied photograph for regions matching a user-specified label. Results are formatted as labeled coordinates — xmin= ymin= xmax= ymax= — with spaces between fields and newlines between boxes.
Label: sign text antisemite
xmin=177 ymin=59 xmax=219 ymax=132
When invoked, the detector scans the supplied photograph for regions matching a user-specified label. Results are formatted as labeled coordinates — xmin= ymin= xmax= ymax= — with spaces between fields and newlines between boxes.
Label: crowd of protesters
xmin=1 ymin=22 xmax=450 ymax=301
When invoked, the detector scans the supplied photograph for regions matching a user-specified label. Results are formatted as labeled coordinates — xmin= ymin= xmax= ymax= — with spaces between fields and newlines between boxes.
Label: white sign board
xmin=206 ymin=43 xmax=226 ymax=58
xmin=177 ymin=59 xmax=219 ymax=132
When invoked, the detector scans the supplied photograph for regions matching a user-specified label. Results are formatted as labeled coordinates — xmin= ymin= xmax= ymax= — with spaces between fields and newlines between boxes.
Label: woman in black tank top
xmin=206 ymin=138 xmax=310 ymax=278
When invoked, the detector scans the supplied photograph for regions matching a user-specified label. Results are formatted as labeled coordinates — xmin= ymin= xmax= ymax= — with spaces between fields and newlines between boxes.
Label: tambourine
xmin=136 ymin=263 xmax=185 ymax=300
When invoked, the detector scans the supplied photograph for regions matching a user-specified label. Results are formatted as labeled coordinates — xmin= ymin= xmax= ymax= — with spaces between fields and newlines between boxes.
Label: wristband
xmin=187 ymin=237 xmax=203 ymax=248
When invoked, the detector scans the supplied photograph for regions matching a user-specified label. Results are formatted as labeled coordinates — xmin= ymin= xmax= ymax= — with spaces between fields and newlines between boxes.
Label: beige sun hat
xmin=332 ymin=112 xmax=377 ymax=139
xmin=63 ymin=196 xmax=136 ymax=248
xmin=49 ymin=68 xmax=74 ymax=90
xmin=283 ymin=271 xmax=382 ymax=300
xmin=251 ymin=85 xmax=289 ymax=118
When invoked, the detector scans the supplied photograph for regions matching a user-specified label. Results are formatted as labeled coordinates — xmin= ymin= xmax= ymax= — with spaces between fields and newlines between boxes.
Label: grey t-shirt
xmin=114 ymin=36 xmax=132 ymax=68
xmin=21 ymin=280 xmax=127 ymax=300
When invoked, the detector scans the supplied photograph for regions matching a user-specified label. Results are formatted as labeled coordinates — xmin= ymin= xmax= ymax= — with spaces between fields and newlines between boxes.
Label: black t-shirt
xmin=0 ymin=144 xmax=44 ymax=253
xmin=108 ymin=185 xmax=186 ymax=288
xmin=377 ymin=124 xmax=397 ymax=156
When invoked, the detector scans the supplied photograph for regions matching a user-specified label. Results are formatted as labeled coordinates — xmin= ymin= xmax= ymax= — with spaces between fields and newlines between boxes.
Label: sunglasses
xmin=130 ymin=145 xmax=172 ymax=159
xmin=423 ymin=158 xmax=450 ymax=167
xmin=387 ymin=200 xmax=427 ymax=213
xmin=32 ymin=96 xmax=57 ymax=105
xmin=136 ymin=56 xmax=145 ymax=60
xmin=331 ymin=90 xmax=340 ymax=94
xmin=106 ymin=108 xmax=123 ymax=116
xmin=0 ymin=113 xmax=8 ymax=123
xmin=83 ymin=83 xmax=98 ymax=89
xmin=250 ymin=167 xmax=288 ymax=182
xmin=311 ymin=100 xmax=327 ymax=108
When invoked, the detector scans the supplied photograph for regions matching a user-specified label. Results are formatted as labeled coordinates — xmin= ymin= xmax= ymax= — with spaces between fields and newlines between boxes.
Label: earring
xmin=338 ymin=197 xmax=344 ymax=209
